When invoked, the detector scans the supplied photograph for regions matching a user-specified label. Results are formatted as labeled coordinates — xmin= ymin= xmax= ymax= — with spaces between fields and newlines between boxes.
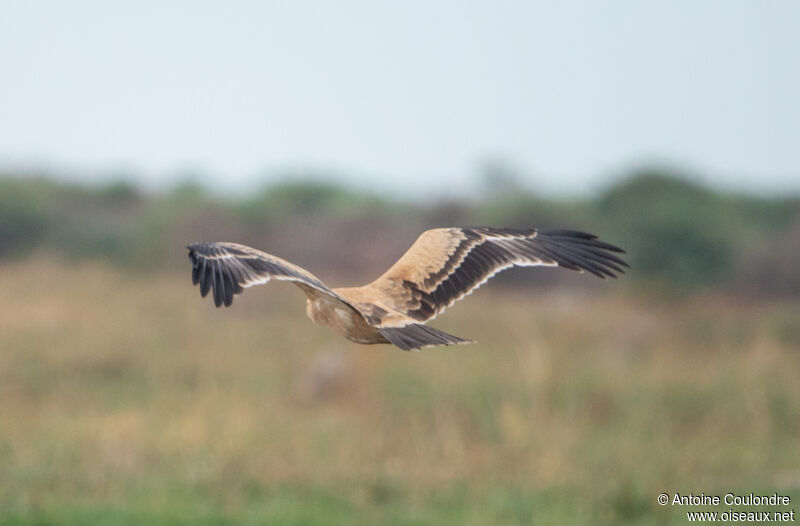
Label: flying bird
xmin=187 ymin=227 xmax=627 ymax=351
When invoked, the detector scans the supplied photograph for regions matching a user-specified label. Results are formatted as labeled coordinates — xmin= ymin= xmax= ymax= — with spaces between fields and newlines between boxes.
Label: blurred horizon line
xmin=1 ymin=157 xmax=798 ymax=201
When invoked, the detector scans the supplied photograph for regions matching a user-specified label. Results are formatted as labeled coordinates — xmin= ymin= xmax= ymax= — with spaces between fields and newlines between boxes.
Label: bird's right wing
xmin=360 ymin=227 xmax=628 ymax=325
xmin=187 ymin=242 xmax=344 ymax=307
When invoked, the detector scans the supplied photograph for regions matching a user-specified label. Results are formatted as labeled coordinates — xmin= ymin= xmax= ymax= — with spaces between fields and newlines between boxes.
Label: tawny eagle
xmin=187 ymin=228 xmax=626 ymax=351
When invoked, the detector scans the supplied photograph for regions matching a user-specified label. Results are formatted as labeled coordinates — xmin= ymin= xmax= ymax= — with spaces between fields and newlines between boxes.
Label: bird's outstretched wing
xmin=361 ymin=228 xmax=628 ymax=325
xmin=187 ymin=242 xmax=340 ymax=307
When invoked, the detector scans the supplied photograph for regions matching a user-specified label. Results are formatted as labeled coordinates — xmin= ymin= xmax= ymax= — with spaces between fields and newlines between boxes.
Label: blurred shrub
xmin=596 ymin=171 xmax=735 ymax=287
xmin=237 ymin=178 xmax=394 ymax=227
xmin=596 ymin=170 xmax=799 ymax=290
xmin=0 ymin=177 xmax=57 ymax=257
xmin=736 ymin=218 xmax=800 ymax=298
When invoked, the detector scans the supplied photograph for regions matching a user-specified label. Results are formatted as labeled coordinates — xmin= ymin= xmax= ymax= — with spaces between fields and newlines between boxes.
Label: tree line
xmin=1 ymin=168 xmax=798 ymax=297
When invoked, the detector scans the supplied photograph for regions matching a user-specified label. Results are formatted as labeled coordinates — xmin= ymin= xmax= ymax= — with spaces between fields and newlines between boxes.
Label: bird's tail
xmin=379 ymin=324 xmax=475 ymax=351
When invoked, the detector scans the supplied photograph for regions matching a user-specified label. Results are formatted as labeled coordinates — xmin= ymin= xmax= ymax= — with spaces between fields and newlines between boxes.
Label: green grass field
xmin=1 ymin=259 xmax=799 ymax=525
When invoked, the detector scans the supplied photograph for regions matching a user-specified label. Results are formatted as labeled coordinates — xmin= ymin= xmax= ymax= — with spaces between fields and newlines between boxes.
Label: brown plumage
xmin=187 ymin=227 xmax=627 ymax=351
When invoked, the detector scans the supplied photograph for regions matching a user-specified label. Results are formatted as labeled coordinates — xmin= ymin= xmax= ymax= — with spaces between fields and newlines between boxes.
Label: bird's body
xmin=303 ymin=286 xmax=388 ymax=345
xmin=187 ymin=227 xmax=627 ymax=350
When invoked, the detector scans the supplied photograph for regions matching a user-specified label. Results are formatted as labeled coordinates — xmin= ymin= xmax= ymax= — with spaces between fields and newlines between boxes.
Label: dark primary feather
xmin=532 ymin=229 xmax=628 ymax=278
xmin=187 ymin=244 xmax=243 ymax=307
xmin=187 ymin=242 xmax=330 ymax=308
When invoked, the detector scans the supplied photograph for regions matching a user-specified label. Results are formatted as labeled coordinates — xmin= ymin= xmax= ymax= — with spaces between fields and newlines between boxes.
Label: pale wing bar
xmin=187 ymin=242 xmax=331 ymax=307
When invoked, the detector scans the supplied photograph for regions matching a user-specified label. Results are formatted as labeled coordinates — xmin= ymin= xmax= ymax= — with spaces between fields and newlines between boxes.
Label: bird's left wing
xmin=187 ymin=242 xmax=342 ymax=307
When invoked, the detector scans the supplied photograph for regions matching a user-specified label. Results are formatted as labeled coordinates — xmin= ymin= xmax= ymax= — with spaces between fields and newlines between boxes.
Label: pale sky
xmin=1 ymin=1 xmax=798 ymax=197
